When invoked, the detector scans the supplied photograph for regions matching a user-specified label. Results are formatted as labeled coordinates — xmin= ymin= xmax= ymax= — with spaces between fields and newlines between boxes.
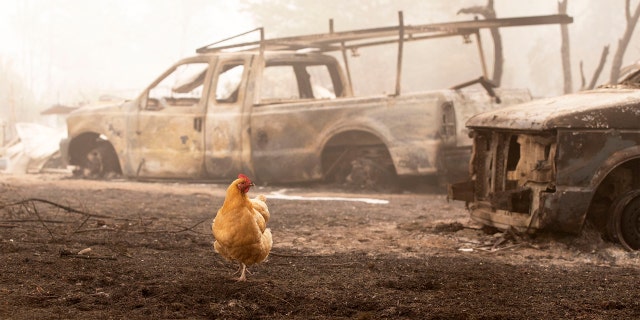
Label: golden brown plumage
xmin=212 ymin=174 xmax=272 ymax=281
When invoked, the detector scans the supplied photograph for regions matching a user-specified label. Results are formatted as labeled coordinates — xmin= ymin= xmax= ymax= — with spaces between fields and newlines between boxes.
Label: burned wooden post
xmin=558 ymin=0 xmax=573 ymax=93
xmin=610 ymin=0 xmax=640 ymax=83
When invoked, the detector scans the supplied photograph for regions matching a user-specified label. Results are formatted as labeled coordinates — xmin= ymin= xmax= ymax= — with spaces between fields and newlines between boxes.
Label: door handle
xmin=194 ymin=117 xmax=203 ymax=132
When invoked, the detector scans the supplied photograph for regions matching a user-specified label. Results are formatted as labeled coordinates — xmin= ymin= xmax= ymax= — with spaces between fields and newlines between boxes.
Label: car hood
xmin=466 ymin=88 xmax=640 ymax=131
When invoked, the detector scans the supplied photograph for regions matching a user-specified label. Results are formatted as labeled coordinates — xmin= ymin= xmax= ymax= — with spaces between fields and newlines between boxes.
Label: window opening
xmin=147 ymin=62 xmax=208 ymax=110
xmin=216 ymin=64 xmax=244 ymax=103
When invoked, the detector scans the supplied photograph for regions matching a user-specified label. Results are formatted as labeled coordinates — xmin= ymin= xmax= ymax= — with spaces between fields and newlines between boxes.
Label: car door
xmin=249 ymin=57 xmax=343 ymax=183
xmin=203 ymin=56 xmax=253 ymax=180
xmin=127 ymin=58 xmax=212 ymax=179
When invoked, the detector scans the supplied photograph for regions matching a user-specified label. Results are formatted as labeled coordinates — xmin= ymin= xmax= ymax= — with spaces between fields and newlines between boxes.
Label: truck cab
xmin=64 ymin=51 xmax=350 ymax=180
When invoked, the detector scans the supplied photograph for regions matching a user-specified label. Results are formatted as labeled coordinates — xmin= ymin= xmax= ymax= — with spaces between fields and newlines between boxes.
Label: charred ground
xmin=1 ymin=173 xmax=639 ymax=319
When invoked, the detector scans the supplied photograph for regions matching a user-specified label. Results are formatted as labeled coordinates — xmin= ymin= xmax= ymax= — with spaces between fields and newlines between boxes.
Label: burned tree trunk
xmin=610 ymin=0 xmax=640 ymax=84
xmin=558 ymin=0 xmax=572 ymax=93
xmin=458 ymin=0 xmax=503 ymax=86
xmin=585 ymin=45 xmax=610 ymax=90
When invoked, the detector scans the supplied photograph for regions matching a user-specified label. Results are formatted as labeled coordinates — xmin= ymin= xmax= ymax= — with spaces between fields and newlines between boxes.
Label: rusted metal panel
xmin=468 ymin=188 xmax=588 ymax=234
xmin=65 ymin=103 xmax=129 ymax=167
xmin=489 ymin=187 xmax=532 ymax=213
xmin=468 ymin=202 xmax=536 ymax=232
xmin=537 ymin=189 xmax=591 ymax=233
xmin=129 ymin=110 xmax=207 ymax=178
xmin=555 ymin=130 xmax=640 ymax=187
xmin=448 ymin=180 xmax=474 ymax=202
xmin=249 ymin=90 xmax=449 ymax=182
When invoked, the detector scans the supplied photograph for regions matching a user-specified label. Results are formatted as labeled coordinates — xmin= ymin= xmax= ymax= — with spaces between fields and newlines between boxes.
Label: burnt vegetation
xmin=2 ymin=176 xmax=640 ymax=319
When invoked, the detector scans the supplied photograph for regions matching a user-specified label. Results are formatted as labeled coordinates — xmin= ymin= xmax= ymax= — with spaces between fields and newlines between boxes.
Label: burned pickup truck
xmin=449 ymin=70 xmax=640 ymax=250
xmin=61 ymin=14 xmax=570 ymax=188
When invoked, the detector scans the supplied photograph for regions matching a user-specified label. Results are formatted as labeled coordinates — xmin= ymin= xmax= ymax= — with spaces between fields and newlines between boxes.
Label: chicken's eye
xmin=237 ymin=181 xmax=250 ymax=193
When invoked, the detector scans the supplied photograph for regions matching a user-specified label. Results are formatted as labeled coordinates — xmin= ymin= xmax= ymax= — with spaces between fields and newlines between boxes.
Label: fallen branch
xmin=0 ymin=198 xmax=113 ymax=219
xmin=73 ymin=215 xmax=91 ymax=234
xmin=268 ymin=249 xmax=322 ymax=258
xmin=269 ymin=252 xmax=309 ymax=258
xmin=74 ymin=227 xmax=117 ymax=233
xmin=59 ymin=249 xmax=117 ymax=260
xmin=477 ymin=243 xmax=525 ymax=252
xmin=0 ymin=219 xmax=66 ymax=224
xmin=73 ymin=221 xmax=209 ymax=234
xmin=28 ymin=201 xmax=55 ymax=240
xmin=170 ymin=218 xmax=209 ymax=234
xmin=0 ymin=223 xmax=17 ymax=228
xmin=314 ymin=262 xmax=364 ymax=267
xmin=133 ymin=218 xmax=209 ymax=234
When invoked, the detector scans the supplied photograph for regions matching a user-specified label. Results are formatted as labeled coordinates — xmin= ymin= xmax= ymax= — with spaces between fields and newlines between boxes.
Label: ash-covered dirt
xmin=1 ymin=173 xmax=639 ymax=319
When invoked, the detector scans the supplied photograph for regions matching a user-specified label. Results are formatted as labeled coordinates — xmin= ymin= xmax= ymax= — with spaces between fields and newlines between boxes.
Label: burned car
xmin=449 ymin=70 xmax=640 ymax=250
xmin=61 ymin=14 xmax=570 ymax=187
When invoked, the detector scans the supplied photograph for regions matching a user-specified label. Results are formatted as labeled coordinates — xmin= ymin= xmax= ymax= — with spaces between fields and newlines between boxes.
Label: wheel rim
xmin=620 ymin=196 xmax=640 ymax=249
xmin=83 ymin=148 xmax=104 ymax=177
xmin=608 ymin=190 xmax=640 ymax=251
xmin=323 ymin=145 xmax=396 ymax=190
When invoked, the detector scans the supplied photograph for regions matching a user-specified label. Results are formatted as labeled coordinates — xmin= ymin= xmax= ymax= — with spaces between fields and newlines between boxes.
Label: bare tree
xmin=458 ymin=0 xmax=503 ymax=86
xmin=558 ymin=0 xmax=572 ymax=93
xmin=609 ymin=0 xmax=640 ymax=83
xmin=580 ymin=45 xmax=609 ymax=90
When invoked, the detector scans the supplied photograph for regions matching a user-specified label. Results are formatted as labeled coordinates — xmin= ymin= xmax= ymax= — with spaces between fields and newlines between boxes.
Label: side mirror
xmin=140 ymin=90 xmax=165 ymax=111
xmin=144 ymin=98 xmax=165 ymax=111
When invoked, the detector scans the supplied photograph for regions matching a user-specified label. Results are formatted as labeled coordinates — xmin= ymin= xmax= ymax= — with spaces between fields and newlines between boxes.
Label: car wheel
xmin=323 ymin=146 xmax=397 ymax=191
xmin=607 ymin=190 xmax=640 ymax=250
xmin=80 ymin=141 xmax=120 ymax=179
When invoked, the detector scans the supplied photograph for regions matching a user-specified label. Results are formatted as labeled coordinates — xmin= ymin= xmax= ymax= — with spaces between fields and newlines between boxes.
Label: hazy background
xmin=2 ymin=0 xmax=640 ymax=134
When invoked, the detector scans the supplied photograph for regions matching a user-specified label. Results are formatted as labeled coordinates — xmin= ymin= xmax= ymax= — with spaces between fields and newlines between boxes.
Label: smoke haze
xmin=2 ymin=0 xmax=640 ymax=124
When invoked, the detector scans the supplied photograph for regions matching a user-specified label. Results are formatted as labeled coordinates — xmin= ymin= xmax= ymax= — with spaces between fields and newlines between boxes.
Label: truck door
xmin=203 ymin=56 xmax=253 ymax=179
xmin=128 ymin=59 xmax=211 ymax=179
xmin=249 ymin=58 xmax=342 ymax=183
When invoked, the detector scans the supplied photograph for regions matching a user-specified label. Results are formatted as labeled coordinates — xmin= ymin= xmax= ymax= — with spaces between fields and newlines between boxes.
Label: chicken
xmin=212 ymin=174 xmax=272 ymax=281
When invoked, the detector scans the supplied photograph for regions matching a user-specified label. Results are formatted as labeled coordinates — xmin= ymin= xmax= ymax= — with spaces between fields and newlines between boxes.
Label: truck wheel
xmin=78 ymin=141 xmax=120 ymax=179
xmin=607 ymin=190 xmax=640 ymax=250
xmin=323 ymin=146 xmax=397 ymax=191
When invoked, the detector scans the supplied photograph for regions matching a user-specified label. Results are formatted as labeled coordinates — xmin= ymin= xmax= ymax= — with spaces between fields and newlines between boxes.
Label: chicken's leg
xmin=237 ymin=263 xmax=247 ymax=281
xmin=232 ymin=262 xmax=243 ymax=275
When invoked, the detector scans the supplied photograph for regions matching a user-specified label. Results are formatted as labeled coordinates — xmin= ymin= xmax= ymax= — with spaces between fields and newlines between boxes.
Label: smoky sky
xmin=2 ymin=0 xmax=640 ymax=116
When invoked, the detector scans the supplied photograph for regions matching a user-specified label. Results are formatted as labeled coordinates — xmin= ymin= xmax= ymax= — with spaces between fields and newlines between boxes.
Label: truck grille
xmin=472 ymin=130 xmax=556 ymax=214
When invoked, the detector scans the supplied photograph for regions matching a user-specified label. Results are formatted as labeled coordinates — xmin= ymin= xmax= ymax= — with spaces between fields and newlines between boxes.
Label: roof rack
xmin=196 ymin=13 xmax=572 ymax=54
xmin=196 ymin=12 xmax=572 ymax=97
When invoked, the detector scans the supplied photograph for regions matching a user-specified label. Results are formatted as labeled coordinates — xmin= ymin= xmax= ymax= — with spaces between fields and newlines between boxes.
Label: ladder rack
xmin=196 ymin=14 xmax=572 ymax=54
xmin=196 ymin=12 xmax=572 ymax=96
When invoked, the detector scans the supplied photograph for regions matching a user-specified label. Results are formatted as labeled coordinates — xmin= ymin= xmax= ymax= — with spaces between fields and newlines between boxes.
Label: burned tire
xmin=322 ymin=145 xmax=397 ymax=191
xmin=607 ymin=190 xmax=640 ymax=250
xmin=74 ymin=141 xmax=121 ymax=179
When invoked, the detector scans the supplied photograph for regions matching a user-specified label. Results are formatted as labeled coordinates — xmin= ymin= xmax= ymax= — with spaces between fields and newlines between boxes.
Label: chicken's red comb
xmin=238 ymin=173 xmax=251 ymax=181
